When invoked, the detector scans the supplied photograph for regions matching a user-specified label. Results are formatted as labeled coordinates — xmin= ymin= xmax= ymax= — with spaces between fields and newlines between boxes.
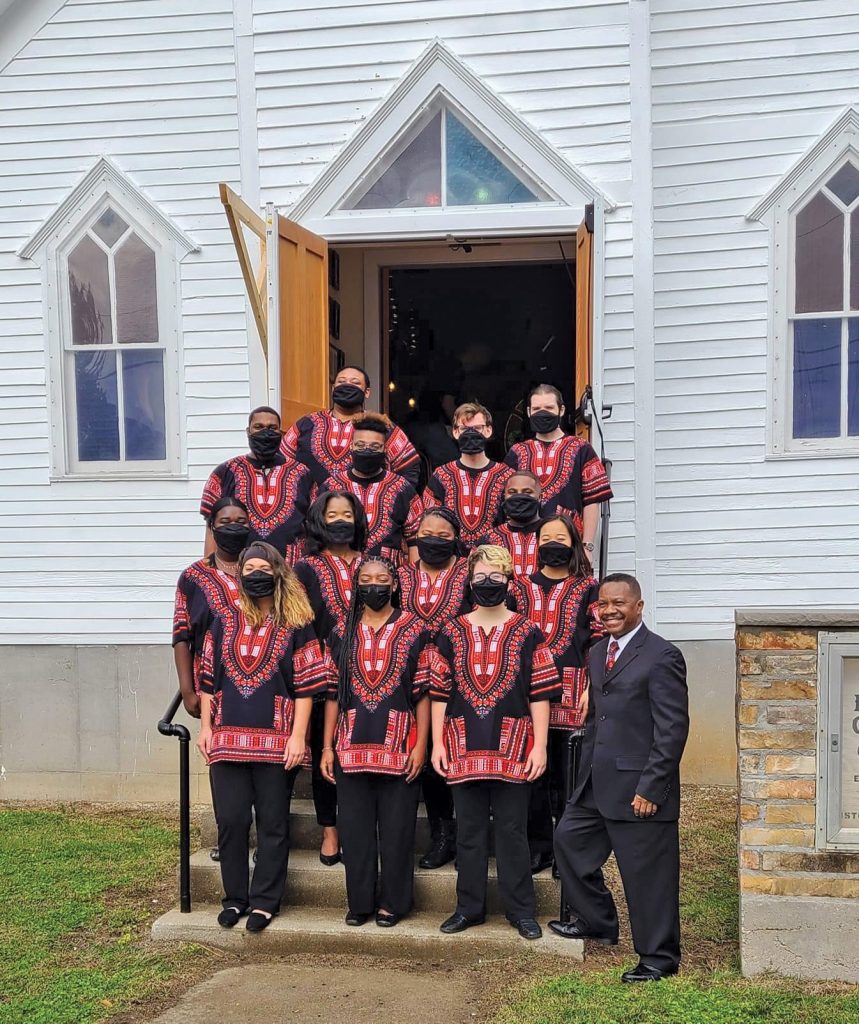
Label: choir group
xmin=173 ymin=365 xmax=614 ymax=940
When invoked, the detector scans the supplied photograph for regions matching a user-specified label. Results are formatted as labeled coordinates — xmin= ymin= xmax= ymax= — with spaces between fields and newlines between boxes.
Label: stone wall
xmin=736 ymin=611 xmax=859 ymax=983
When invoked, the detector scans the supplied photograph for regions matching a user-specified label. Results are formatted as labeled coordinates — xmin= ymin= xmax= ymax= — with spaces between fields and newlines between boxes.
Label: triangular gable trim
xmin=290 ymin=39 xmax=613 ymax=222
xmin=747 ymin=106 xmax=859 ymax=221
xmin=18 ymin=156 xmax=200 ymax=260
xmin=0 ymin=0 xmax=67 ymax=76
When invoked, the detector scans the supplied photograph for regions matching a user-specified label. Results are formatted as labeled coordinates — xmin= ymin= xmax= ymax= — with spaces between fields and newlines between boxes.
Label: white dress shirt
xmin=607 ymin=621 xmax=644 ymax=663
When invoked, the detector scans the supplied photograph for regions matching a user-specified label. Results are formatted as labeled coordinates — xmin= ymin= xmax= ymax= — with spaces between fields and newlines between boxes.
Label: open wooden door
xmin=574 ymin=207 xmax=594 ymax=440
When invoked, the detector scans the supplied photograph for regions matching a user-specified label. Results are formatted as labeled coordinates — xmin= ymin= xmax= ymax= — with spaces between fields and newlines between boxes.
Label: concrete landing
xmin=152 ymin=904 xmax=584 ymax=962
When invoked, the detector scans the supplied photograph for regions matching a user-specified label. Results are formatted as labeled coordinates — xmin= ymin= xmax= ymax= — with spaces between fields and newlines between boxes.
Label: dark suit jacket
xmin=574 ymin=624 xmax=689 ymax=822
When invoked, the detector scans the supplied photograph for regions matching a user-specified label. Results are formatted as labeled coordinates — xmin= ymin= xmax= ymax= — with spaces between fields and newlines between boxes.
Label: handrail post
xmin=158 ymin=690 xmax=192 ymax=914
xmin=559 ymin=732 xmax=582 ymax=922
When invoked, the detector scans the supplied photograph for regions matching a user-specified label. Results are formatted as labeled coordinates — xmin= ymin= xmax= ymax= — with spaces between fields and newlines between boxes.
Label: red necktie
xmin=605 ymin=639 xmax=620 ymax=673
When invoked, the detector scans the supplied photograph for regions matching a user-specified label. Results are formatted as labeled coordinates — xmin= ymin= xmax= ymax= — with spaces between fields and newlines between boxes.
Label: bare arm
xmin=405 ymin=696 xmax=430 ymax=782
xmin=173 ymin=642 xmax=200 ymax=718
xmin=582 ymin=503 xmax=600 ymax=554
xmin=320 ymin=699 xmax=339 ymax=784
xmin=285 ymin=696 xmax=313 ymax=770
xmin=196 ymin=693 xmax=213 ymax=759
xmin=525 ymin=700 xmax=550 ymax=781
xmin=430 ymin=701 xmax=448 ymax=775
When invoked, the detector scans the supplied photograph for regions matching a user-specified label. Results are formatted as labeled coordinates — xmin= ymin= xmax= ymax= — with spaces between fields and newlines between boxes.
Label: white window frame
xmin=818 ymin=633 xmax=859 ymax=851
xmin=19 ymin=157 xmax=198 ymax=480
xmin=748 ymin=108 xmax=859 ymax=457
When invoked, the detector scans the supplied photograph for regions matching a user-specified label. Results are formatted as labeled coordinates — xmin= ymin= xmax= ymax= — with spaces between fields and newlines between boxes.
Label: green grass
xmin=0 ymin=807 xmax=206 ymax=1024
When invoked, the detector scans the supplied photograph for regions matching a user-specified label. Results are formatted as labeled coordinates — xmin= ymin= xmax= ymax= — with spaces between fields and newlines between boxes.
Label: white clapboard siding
xmin=651 ymin=0 xmax=859 ymax=640
xmin=0 ymin=0 xmax=252 ymax=644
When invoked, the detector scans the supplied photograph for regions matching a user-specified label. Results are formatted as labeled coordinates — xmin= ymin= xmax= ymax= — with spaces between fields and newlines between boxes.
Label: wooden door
xmin=574 ymin=209 xmax=593 ymax=440
xmin=276 ymin=215 xmax=329 ymax=426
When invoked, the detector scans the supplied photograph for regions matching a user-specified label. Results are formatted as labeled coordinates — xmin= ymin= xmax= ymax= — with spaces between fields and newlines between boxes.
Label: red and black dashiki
xmin=398 ymin=558 xmax=471 ymax=637
xmin=199 ymin=608 xmax=328 ymax=765
xmin=509 ymin=573 xmax=604 ymax=732
xmin=430 ymin=614 xmax=560 ymax=784
xmin=172 ymin=555 xmax=242 ymax=691
xmin=200 ymin=453 xmax=314 ymax=560
xmin=281 ymin=410 xmax=420 ymax=487
xmin=504 ymin=437 xmax=612 ymax=536
xmin=326 ymin=609 xmax=433 ymax=775
xmin=481 ymin=523 xmax=540 ymax=577
xmin=321 ymin=469 xmax=421 ymax=562
xmin=293 ymin=552 xmax=355 ymax=642
xmin=423 ymin=460 xmax=514 ymax=549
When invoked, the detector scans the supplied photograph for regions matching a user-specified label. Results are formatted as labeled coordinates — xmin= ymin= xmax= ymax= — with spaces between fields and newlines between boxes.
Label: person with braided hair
xmin=320 ymin=555 xmax=434 ymax=928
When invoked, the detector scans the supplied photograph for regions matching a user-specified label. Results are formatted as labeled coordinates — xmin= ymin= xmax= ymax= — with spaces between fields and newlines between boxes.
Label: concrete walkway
xmin=148 ymin=963 xmax=482 ymax=1024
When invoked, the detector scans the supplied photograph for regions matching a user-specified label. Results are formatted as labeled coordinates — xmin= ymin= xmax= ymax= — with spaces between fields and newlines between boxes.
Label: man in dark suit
xmin=549 ymin=573 xmax=689 ymax=982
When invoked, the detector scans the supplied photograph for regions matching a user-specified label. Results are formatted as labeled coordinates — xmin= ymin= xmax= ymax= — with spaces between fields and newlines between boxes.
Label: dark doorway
xmin=385 ymin=262 xmax=574 ymax=469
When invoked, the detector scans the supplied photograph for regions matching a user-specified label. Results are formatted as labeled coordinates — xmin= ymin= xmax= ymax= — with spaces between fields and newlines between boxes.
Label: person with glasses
xmin=482 ymin=471 xmax=544 ymax=577
xmin=430 ymin=545 xmax=560 ymax=941
xmin=423 ymin=402 xmax=514 ymax=550
xmin=320 ymin=413 xmax=421 ymax=564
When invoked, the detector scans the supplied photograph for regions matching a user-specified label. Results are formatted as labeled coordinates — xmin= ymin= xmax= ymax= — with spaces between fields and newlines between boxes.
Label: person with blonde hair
xmin=197 ymin=542 xmax=328 ymax=933
xmin=430 ymin=545 xmax=560 ymax=940
xmin=423 ymin=402 xmax=514 ymax=549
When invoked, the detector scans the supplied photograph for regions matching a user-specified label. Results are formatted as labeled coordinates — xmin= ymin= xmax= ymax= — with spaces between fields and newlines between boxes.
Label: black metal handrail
xmin=158 ymin=690 xmax=191 ymax=913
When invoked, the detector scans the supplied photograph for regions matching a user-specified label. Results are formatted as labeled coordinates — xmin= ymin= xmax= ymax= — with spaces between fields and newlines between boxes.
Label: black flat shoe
xmin=209 ymin=847 xmax=220 ymax=862
xmin=319 ymin=851 xmax=342 ymax=866
xmin=245 ymin=911 xmax=274 ymax=933
xmin=547 ymin=919 xmax=618 ymax=945
xmin=440 ymin=912 xmax=485 ymax=934
xmin=510 ymin=917 xmax=542 ymax=940
xmin=530 ymin=852 xmax=554 ymax=874
xmin=216 ymin=906 xmax=245 ymax=928
xmin=345 ymin=911 xmax=370 ymax=926
xmin=375 ymin=911 xmax=401 ymax=928
xmin=621 ymin=962 xmax=678 ymax=983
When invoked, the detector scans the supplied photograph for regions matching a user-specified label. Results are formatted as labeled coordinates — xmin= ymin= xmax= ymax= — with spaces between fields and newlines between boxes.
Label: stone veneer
xmin=736 ymin=610 xmax=859 ymax=982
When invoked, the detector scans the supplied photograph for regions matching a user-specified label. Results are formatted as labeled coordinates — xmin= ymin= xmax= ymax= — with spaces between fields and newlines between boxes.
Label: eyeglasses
xmin=459 ymin=423 xmax=491 ymax=435
xmin=471 ymin=573 xmax=508 ymax=585
xmin=353 ymin=443 xmax=384 ymax=452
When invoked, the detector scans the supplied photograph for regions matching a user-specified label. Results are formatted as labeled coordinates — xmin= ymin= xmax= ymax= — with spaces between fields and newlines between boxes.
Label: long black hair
xmin=536 ymin=514 xmax=591 ymax=578
xmin=336 ymin=554 xmax=400 ymax=711
xmin=302 ymin=489 xmax=368 ymax=557
xmin=206 ymin=495 xmax=249 ymax=527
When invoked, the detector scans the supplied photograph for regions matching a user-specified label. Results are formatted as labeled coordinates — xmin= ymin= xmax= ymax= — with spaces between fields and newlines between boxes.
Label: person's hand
xmin=431 ymin=742 xmax=448 ymax=776
xmin=320 ymin=747 xmax=336 ymax=784
xmin=405 ymin=743 xmax=426 ymax=783
xmin=632 ymin=794 xmax=658 ymax=818
xmin=284 ymin=732 xmax=306 ymax=771
xmin=525 ymin=743 xmax=548 ymax=781
xmin=576 ymin=684 xmax=589 ymax=721
xmin=182 ymin=692 xmax=201 ymax=719
xmin=196 ymin=726 xmax=212 ymax=762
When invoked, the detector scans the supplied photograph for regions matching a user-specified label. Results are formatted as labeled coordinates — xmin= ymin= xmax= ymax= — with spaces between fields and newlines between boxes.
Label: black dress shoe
xmin=245 ymin=910 xmax=274 ymax=933
xmin=375 ymin=911 xmax=401 ymax=928
xmin=511 ymin=917 xmax=542 ymax=940
xmin=419 ymin=820 xmax=456 ymax=869
xmin=440 ymin=912 xmax=485 ymax=934
xmin=216 ymin=906 xmax=245 ymax=928
xmin=209 ymin=847 xmax=220 ymax=862
xmin=319 ymin=850 xmax=342 ymax=866
xmin=621 ymin=962 xmax=678 ymax=983
xmin=345 ymin=911 xmax=370 ymax=926
xmin=530 ymin=852 xmax=554 ymax=875
xmin=547 ymin=919 xmax=618 ymax=945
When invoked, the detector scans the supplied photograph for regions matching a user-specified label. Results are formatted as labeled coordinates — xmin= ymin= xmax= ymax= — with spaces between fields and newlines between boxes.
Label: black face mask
xmin=324 ymin=520 xmax=355 ymax=546
xmin=359 ymin=584 xmax=392 ymax=611
xmin=456 ymin=428 xmax=487 ymax=455
xmin=212 ymin=523 xmax=250 ymax=558
xmin=530 ymin=410 xmax=561 ymax=434
xmin=241 ymin=570 xmax=276 ymax=598
xmin=539 ymin=542 xmax=573 ymax=568
xmin=248 ymin=427 xmax=282 ymax=463
xmin=470 ymin=578 xmax=509 ymax=607
xmin=352 ymin=449 xmax=386 ymax=475
xmin=503 ymin=494 xmax=540 ymax=523
xmin=417 ymin=536 xmax=457 ymax=566
xmin=332 ymin=383 xmax=365 ymax=409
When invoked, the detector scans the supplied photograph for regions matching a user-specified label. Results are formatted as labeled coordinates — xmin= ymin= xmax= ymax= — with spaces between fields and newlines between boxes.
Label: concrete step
xmin=152 ymin=904 xmax=583 ymax=962
xmin=191 ymin=849 xmax=563 ymax=917
xmin=199 ymin=799 xmax=433 ymax=852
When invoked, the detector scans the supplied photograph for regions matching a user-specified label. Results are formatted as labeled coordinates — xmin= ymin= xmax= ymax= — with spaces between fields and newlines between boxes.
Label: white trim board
xmin=287 ymin=39 xmax=614 ymax=241
xmin=0 ymin=0 xmax=66 ymax=75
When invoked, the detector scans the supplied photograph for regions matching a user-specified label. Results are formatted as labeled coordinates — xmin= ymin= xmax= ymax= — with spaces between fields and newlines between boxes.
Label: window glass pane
xmin=851 ymin=208 xmax=859 ymax=311
xmin=794 ymin=192 xmax=844 ymax=314
xmin=445 ymin=112 xmax=538 ymax=206
xmin=74 ymin=350 xmax=119 ymax=460
xmin=793 ymin=318 xmax=841 ymax=438
xmin=92 ymin=207 xmax=128 ymax=248
xmin=116 ymin=233 xmax=158 ymax=344
xmin=826 ymin=162 xmax=859 ymax=208
xmin=68 ymin=235 xmax=112 ymax=345
xmin=848 ymin=319 xmax=859 ymax=436
xmin=349 ymin=112 xmax=442 ymax=210
xmin=122 ymin=349 xmax=166 ymax=460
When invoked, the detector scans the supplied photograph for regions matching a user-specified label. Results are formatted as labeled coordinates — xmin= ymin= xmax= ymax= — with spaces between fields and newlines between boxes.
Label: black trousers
xmin=528 ymin=731 xmax=580 ymax=856
xmin=421 ymin=761 xmax=454 ymax=827
xmin=309 ymin=700 xmax=337 ymax=828
xmin=210 ymin=760 xmax=299 ymax=915
xmin=335 ymin=767 xmax=421 ymax=916
xmin=451 ymin=780 xmax=535 ymax=921
xmin=554 ymin=780 xmax=681 ymax=972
